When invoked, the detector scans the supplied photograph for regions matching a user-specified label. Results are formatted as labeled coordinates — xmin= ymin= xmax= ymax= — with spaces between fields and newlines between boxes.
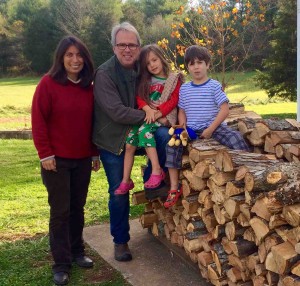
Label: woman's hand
xmin=41 ymin=158 xmax=56 ymax=171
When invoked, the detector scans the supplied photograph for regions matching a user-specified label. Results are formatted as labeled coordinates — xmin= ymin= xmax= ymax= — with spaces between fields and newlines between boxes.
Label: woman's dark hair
xmin=48 ymin=35 xmax=94 ymax=88
xmin=137 ymin=44 xmax=170 ymax=104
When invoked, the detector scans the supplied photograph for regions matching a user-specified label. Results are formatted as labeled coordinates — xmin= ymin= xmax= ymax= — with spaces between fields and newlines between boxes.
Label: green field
xmin=0 ymin=73 xmax=297 ymax=285
xmin=0 ymin=72 xmax=297 ymax=130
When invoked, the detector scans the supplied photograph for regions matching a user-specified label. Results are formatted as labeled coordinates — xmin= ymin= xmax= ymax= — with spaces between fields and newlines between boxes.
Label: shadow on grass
xmin=261 ymin=113 xmax=297 ymax=119
xmin=0 ymin=77 xmax=39 ymax=86
xmin=0 ymin=233 xmax=131 ymax=286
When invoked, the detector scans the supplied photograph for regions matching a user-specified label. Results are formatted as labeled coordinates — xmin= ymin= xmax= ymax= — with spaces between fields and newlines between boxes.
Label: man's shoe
xmin=53 ymin=272 xmax=69 ymax=285
xmin=114 ymin=243 xmax=132 ymax=262
xmin=73 ymin=255 xmax=94 ymax=268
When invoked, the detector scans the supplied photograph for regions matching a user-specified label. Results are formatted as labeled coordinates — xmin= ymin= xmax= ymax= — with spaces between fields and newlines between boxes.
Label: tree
xmin=158 ymin=0 xmax=277 ymax=88
xmin=255 ymin=0 xmax=296 ymax=101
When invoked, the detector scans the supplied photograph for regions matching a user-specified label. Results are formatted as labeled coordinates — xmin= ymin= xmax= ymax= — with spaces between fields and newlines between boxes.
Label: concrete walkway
xmin=83 ymin=219 xmax=210 ymax=286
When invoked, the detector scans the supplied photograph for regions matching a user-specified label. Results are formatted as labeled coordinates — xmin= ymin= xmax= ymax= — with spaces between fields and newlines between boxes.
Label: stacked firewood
xmin=238 ymin=118 xmax=300 ymax=162
xmin=133 ymin=117 xmax=300 ymax=286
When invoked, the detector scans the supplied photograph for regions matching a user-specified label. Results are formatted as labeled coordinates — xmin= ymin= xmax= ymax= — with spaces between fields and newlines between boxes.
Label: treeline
xmin=0 ymin=0 xmax=296 ymax=100
xmin=0 ymin=0 xmax=188 ymax=74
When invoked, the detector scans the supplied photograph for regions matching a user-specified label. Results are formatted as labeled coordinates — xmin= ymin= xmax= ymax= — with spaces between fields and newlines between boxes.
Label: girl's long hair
xmin=137 ymin=44 xmax=170 ymax=105
xmin=48 ymin=35 xmax=94 ymax=88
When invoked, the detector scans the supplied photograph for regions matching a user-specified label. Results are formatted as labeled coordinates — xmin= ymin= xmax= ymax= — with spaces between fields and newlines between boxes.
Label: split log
xmin=239 ymin=204 xmax=252 ymax=221
xmin=225 ymin=221 xmax=246 ymax=241
xmin=245 ymin=252 xmax=259 ymax=271
xmin=190 ymin=139 xmax=227 ymax=162
xmin=291 ymin=261 xmax=300 ymax=277
xmin=225 ymin=181 xmax=245 ymax=198
xmin=268 ymin=130 xmax=300 ymax=146
xmin=186 ymin=219 xmax=206 ymax=232
xmin=210 ymin=171 xmax=236 ymax=186
xmin=224 ymin=195 xmax=245 ymax=219
xmin=140 ymin=212 xmax=158 ymax=228
xmin=228 ymin=254 xmax=247 ymax=271
xmin=183 ymin=237 xmax=203 ymax=252
xmin=266 ymin=271 xmax=279 ymax=286
xmin=212 ymin=224 xmax=226 ymax=240
xmin=228 ymin=239 xmax=258 ymax=258
xmin=213 ymin=204 xmax=231 ymax=225
xmin=132 ymin=190 xmax=148 ymax=205
xmin=271 ymin=241 xmax=300 ymax=275
xmin=182 ymin=169 xmax=207 ymax=191
xmin=282 ymin=204 xmax=300 ymax=227
xmin=269 ymin=214 xmax=288 ymax=230
xmin=249 ymin=217 xmax=271 ymax=243
xmin=193 ymin=159 xmax=214 ymax=178
xmin=238 ymin=118 xmax=259 ymax=136
xmin=211 ymin=242 xmax=229 ymax=275
xmin=237 ymin=213 xmax=250 ymax=227
xmin=227 ymin=267 xmax=243 ymax=283
xmin=182 ymin=193 xmax=200 ymax=214
xmin=252 ymin=274 xmax=266 ymax=286
xmin=264 ymin=135 xmax=276 ymax=153
xmin=243 ymin=227 xmax=258 ymax=245
xmin=274 ymin=180 xmax=300 ymax=205
xmin=282 ymin=275 xmax=300 ymax=286
xmin=197 ymin=251 xmax=214 ymax=267
xmin=251 ymin=197 xmax=272 ymax=221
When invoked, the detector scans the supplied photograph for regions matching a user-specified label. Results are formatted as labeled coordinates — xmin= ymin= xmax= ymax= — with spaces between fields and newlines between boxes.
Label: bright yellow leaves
xmin=157 ymin=38 xmax=169 ymax=50
xmin=232 ymin=7 xmax=238 ymax=14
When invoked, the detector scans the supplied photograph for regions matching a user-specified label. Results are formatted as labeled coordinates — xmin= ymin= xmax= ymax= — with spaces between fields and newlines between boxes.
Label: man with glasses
xmin=93 ymin=22 xmax=170 ymax=262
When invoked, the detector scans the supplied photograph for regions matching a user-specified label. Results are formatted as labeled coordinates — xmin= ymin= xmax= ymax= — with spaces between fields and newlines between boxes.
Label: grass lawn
xmin=0 ymin=73 xmax=297 ymax=285
xmin=0 ymin=72 xmax=297 ymax=130
xmin=0 ymin=139 xmax=145 ymax=285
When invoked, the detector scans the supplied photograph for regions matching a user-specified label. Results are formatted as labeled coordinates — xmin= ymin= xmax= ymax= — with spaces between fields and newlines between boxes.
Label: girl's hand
xmin=41 ymin=157 xmax=56 ymax=171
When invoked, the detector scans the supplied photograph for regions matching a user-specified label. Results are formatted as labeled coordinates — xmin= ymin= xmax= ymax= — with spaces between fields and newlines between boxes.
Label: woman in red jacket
xmin=31 ymin=35 xmax=100 ymax=286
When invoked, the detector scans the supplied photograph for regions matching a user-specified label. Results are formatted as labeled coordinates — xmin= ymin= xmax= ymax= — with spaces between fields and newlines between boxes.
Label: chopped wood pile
xmin=133 ymin=113 xmax=300 ymax=286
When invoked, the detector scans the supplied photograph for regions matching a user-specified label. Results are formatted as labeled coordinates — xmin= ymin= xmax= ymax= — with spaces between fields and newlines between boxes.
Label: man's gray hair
xmin=111 ymin=22 xmax=141 ymax=46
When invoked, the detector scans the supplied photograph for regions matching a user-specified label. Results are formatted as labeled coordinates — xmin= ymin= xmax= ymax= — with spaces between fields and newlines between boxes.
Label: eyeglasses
xmin=115 ymin=43 xmax=139 ymax=50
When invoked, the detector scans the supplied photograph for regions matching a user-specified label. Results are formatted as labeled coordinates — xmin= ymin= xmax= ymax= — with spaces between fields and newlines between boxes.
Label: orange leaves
xmin=171 ymin=30 xmax=180 ymax=39
xmin=175 ymin=5 xmax=184 ymax=15
xmin=176 ymin=45 xmax=185 ymax=57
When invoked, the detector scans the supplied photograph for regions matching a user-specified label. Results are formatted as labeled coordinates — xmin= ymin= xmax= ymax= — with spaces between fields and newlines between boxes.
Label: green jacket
xmin=92 ymin=56 xmax=145 ymax=154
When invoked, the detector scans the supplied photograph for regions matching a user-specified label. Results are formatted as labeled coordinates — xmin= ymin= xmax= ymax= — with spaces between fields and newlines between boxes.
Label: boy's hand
xmin=200 ymin=127 xmax=213 ymax=139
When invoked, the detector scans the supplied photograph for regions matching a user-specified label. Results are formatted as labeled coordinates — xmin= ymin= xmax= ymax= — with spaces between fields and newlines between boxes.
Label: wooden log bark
xmin=228 ymin=239 xmax=258 ymax=258
xmin=182 ymin=193 xmax=200 ymax=214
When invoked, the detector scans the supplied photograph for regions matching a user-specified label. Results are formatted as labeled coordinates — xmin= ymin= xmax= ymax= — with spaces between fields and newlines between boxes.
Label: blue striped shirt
xmin=178 ymin=79 xmax=229 ymax=130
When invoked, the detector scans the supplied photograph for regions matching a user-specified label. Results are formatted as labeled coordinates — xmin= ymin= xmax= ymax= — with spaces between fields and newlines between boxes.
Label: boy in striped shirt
xmin=164 ymin=45 xmax=250 ymax=208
